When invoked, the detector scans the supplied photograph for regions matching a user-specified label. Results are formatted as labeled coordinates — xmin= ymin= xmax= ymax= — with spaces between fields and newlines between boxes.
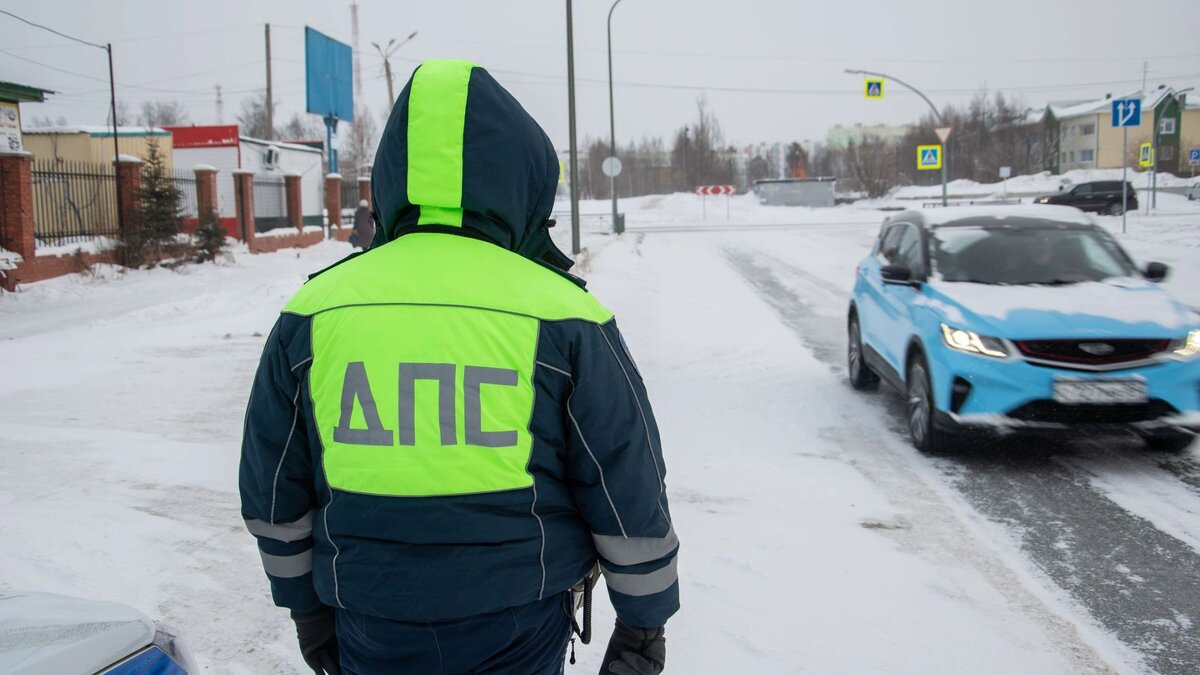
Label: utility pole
xmin=566 ymin=0 xmax=581 ymax=255
xmin=606 ymin=0 xmax=624 ymax=235
xmin=107 ymin=42 xmax=123 ymax=234
xmin=351 ymin=2 xmax=363 ymax=97
xmin=382 ymin=58 xmax=395 ymax=108
xmin=373 ymin=31 xmax=417 ymax=112
xmin=215 ymin=84 xmax=224 ymax=124
xmin=264 ymin=23 xmax=273 ymax=140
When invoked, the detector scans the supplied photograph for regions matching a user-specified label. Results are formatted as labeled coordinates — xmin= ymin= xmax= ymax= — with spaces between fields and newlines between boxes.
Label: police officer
xmin=240 ymin=59 xmax=678 ymax=674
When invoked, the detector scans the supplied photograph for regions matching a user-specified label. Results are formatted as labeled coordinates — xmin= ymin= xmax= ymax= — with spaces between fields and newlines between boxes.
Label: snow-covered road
xmin=2 ymin=193 xmax=1198 ymax=673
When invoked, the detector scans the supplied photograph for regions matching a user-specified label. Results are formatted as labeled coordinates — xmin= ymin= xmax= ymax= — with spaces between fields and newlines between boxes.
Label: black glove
xmin=599 ymin=619 xmax=666 ymax=675
xmin=291 ymin=606 xmax=342 ymax=674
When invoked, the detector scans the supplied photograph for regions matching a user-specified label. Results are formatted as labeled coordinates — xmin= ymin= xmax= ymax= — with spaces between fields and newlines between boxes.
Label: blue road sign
xmin=305 ymin=27 xmax=354 ymax=121
xmin=916 ymin=144 xmax=942 ymax=170
xmin=1190 ymin=148 xmax=1200 ymax=166
xmin=1111 ymin=98 xmax=1141 ymax=128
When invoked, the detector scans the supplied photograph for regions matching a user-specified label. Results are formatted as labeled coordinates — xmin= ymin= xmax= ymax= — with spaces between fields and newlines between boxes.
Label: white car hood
xmin=927 ymin=277 xmax=1195 ymax=338
xmin=0 ymin=592 xmax=155 ymax=674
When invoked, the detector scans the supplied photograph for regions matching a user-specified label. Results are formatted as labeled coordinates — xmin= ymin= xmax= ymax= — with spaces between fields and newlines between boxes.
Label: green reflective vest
xmin=284 ymin=232 xmax=612 ymax=497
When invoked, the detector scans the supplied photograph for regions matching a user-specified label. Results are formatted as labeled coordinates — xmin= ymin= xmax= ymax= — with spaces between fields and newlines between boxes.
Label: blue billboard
xmin=305 ymin=27 xmax=354 ymax=121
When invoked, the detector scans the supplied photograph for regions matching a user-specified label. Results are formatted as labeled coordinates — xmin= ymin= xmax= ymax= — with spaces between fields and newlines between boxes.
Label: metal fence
xmin=252 ymin=176 xmax=288 ymax=232
xmin=31 ymin=160 xmax=119 ymax=245
xmin=171 ymin=170 xmax=198 ymax=220
xmin=340 ymin=180 xmax=360 ymax=215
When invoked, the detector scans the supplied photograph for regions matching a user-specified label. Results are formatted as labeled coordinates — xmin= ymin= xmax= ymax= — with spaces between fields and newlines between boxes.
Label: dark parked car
xmin=1034 ymin=181 xmax=1138 ymax=215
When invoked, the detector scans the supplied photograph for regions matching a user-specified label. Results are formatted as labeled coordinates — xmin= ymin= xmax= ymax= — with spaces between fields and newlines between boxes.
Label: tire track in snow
xmin=726 ymin=244 xmax=1200 ymax=675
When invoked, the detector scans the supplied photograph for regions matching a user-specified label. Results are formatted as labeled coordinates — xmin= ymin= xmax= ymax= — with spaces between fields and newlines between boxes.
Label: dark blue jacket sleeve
xmin=239 ymin=316 xmax=322 ymax=613
xmin=565 ymin=318 xmax=679 ymax=629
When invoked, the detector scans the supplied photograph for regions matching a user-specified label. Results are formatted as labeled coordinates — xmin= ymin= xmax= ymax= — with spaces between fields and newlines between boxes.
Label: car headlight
xmin=1173 ymin=329 xmax=1200 ymax=358
xmin=1037 ymin=198 xmax=1050 ymax=204
xmin=941 ymin=323 xmax=1009 ymax=358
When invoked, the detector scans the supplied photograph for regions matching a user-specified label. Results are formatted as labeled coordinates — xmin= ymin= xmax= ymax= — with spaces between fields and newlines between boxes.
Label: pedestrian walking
xmin=350 ymin=200 xmax=373 ymax=250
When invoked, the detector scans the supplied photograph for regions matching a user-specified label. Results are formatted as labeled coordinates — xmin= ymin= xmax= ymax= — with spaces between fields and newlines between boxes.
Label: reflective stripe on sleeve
xmin=259 ymin=548 xmax=313 ymax=579
xmin=245 ymin=509 xmax=316 ymax=543
xmin=593 ymin=528 xmax=679 ymax=566
xmin=600 ymin=557 xmax=678 ymax=597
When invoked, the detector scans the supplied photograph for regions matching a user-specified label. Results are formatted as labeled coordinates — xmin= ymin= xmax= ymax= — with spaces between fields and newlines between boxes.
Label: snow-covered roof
xmin=896 ymin=205 xmax=1095 ymax=228
xmin=238 ymin=136 xmax=322 ymax=154
xmin=1049 ymin=86 xmax=1183 ymax=121
xmin=22 ymin=125 xmax=171 ymax=137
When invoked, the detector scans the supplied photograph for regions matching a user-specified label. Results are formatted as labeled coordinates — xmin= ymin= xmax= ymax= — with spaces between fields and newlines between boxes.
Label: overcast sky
xmin=3 ymin=0 xmax=1199 ymax=151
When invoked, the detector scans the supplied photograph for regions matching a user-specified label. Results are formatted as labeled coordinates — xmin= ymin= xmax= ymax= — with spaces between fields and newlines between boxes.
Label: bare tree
xmin=670 ymin=96 xmax=733 ymax=189
xmin=107 ymin=100 xmax=133 ymax=127
xmin=30 ymin=114 xmax=69 ymax=128
xmin=279 ymin=113 xmax=323 ymax=142
xmin=136 ymin=100 xmax=189 ymax=128
xmin=237 ymin=90 xmax=276 ymax=140
xmin=340 ymin=103 xmax=378 ymax=179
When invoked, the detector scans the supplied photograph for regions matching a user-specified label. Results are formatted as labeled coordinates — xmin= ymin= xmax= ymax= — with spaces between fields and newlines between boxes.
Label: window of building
xmin=1069 ymin=151 xmax=1076 ymax=162
xmin=1081 ymin=123 xmax=1095 ymax=135
xmin=1159 ymin=118 xmax=1176 ymax=135
xmin=1081 ymin=149 xmax=1095 ymax=162
xmin=1160 ymin=146 xmax=1175 ymax=161
xmin=1061 ymin=151 xmax=1067 ymax=162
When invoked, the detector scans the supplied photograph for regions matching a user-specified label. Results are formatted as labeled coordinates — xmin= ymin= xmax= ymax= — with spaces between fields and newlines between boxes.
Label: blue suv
xmin=848 ymin=206 xmax=1200 ymax=453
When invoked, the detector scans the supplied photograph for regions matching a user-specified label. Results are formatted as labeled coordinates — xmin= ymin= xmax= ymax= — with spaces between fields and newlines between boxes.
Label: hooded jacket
xmin=239 ymin=60 xmax=679 ymax=630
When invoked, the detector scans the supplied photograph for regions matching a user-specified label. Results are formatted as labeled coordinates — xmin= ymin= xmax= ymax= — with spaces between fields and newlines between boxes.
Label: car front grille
xmin=1014 ymin=339 xmax=1170 ymax=368
xmin=1008 ymin=399 xmax=1176 ymax=425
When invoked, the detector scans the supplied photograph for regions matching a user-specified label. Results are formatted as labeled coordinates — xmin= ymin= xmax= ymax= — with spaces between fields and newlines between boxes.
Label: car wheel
xmin=848 ymin=314 xmax=880 ymax=391
xmin=907 ymin=354 xmax=952 ymax=453
xmin=1107 ymin=202 xmax=1125 ymax=216
xmin=1145 ymin=432 xmax=1196 ymax=453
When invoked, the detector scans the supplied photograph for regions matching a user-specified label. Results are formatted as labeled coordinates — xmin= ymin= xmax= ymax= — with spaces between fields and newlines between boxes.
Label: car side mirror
xmin=1058 ymin=185 xmax=1064 ymax=192
xmin=881 ymin=264 xmax=914 ymax=284
xmin=1144 ymin=262 xmax=1169 ymax=282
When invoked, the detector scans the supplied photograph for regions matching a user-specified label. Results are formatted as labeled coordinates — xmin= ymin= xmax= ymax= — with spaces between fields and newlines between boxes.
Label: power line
xmin=0 ymin=8 xmax=104 ymax=49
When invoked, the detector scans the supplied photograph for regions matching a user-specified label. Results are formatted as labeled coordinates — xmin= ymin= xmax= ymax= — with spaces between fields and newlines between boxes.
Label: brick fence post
xmin=232 ymin=169 xmax=256 ymax=244
xmin=325 ymin=173 xmax=343 ymax=231
xmin=0 ymin=150 xmax=36 ymax=262
xmin=357 ymin=176 xmax=371 ymax=209
xmin=285 ymin=171 xmax=303 ymax=232
xmin=113 ymin=156 xmax=143 ymax=236
xmin=193 ymin=164 xmax=219 ymax=222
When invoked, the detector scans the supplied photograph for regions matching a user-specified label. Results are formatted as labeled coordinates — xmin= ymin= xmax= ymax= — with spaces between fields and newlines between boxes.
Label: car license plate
xmin=1052 ymin=378 xmax=1148 ymax=404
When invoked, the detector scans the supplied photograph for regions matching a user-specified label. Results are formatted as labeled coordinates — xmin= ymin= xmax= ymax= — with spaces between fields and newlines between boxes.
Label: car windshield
xmin=931 ymin=225 xmax=1137 ymax=285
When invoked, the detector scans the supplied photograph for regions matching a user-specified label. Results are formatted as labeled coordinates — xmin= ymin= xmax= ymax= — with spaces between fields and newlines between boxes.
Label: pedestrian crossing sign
xmin=865 ymin=79 xmax=884 ymax=99
xmin=1139 ymin=142 xmax=1153 ymax=168
xmin=917 ymin=144 xmax=942 ymax=170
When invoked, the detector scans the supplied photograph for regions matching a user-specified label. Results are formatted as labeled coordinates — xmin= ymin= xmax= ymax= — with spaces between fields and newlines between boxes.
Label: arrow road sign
xmin=1111 ymin=98 xmax=1141 ymax=128
xmin=695 ymin=185 xmax=735 ymax=196
xmin=865 ymin=79 xmax=884 ymax=99
xmin=917 ymin=144 xmax=942 ymax=171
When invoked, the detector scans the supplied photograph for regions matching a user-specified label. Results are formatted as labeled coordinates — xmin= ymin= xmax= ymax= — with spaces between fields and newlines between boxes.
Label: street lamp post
xmin=373 ymin=31 xmax=418 ymax=111
xmin=566 ymin=0 xmax=581 ymax=255
xmin=846 ymin=68 xmax=948 ymax=207
xmin=607 ymin=0 xmax=624 ymax=235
